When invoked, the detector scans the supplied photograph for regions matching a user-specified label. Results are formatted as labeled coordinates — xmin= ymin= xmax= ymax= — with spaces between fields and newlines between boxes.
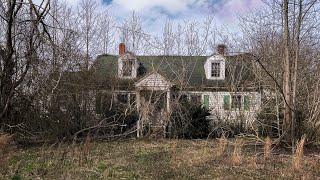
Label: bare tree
xmin=120 ymin=11 xmax=145 ymax=54
xmin=241 ymin=0 xmax=320 ymax=142
xmin=97 ymin=10 xmax=115 ymax=55
xmin=162 ymin=20 xmax=175 ymax=55
xmin=283 ymin=0 xmax=292 ymax=139
xmin=77 ymin=0 xmax=98 ymax=70
xmin=0 ymin=0 xmax=52 ymax=123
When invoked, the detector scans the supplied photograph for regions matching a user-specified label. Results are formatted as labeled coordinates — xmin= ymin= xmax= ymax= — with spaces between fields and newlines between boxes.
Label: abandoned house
xmin=92 ymin=43 xmax=262 ymax=137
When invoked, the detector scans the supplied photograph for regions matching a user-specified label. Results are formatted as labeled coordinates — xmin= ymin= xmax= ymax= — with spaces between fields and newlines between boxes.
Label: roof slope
xmin=92 ymin=53 xmax=260 ymax=91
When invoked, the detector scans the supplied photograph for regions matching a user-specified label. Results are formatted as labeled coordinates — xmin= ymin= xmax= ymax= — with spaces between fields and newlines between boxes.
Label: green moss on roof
xmin=92 ymin=54 xmax=118 ymax=78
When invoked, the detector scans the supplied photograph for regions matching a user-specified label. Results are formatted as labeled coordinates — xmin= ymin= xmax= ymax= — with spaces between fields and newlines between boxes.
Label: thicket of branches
xmin=0 ymin=0 xmax=319 ymax=145
xmin=241 ymin=0 xmax=320 ymax=144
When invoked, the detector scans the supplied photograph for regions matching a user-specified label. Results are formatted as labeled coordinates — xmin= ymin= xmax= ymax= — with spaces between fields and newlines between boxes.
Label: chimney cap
xmin=217 ymin=44 xmax=227 ymax=55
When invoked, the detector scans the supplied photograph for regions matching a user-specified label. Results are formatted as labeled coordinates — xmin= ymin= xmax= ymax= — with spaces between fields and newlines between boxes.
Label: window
xmin=190 ymin=94 xmax=201 ymax=105
xmin=178 ymin=94 xmax=188 ymax=103
xmin=231 ymin=95 xmax=242 ymax=109
xmin=117 ymin=94 xmax=128 ymax=104
xmin=123 ymin=60 xmax=133 ymax=77
xmin=211 ymin=62 xmax=220 ymax=77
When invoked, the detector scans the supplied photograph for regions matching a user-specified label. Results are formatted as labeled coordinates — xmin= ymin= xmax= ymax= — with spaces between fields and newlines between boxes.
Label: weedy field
xmin=1 ymin=136 xmax=320 ymax=179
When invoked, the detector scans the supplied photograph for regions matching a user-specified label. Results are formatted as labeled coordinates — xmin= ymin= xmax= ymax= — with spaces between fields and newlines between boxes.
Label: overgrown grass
xmin=1 ymin=138 xmax=320 ymax=179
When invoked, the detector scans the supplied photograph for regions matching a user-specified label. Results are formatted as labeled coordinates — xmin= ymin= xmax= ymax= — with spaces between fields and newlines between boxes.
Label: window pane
xmin=123 ymin=60 xmax=133 ymax=76
xmin=179 ymin=94 xmax=188 ymax=103
xmin=190 ymin=94 xmax=201 ymax=105
xmin=231 ymin=95 xmax=242 ymax=109
xmin=211 ymin=62 xmax=220 ymax=77
xmin=117 ymin=94 xmax=128 ymax=104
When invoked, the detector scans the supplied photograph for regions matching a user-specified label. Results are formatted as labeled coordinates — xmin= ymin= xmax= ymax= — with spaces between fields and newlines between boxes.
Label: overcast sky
xmin=60 ymin=0 xmax=264 ymax=36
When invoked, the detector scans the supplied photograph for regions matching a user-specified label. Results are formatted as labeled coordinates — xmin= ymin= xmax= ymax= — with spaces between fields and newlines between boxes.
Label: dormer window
xmin=211 ymin=62 xmax=221 ymax=77
xmin=123 ymin=60 xmax=134 ymax=77
xmin=204 ymin=45 xmax=227 ymax=80
xmin=205 ymin=58 xmax=225 ymax=80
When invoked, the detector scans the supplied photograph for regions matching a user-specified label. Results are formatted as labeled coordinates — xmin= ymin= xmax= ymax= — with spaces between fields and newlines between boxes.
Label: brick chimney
xmin=119 ymin=43 xmax=126 ymax=56
xmin=217 ymin=44 xmax=227 ymax=55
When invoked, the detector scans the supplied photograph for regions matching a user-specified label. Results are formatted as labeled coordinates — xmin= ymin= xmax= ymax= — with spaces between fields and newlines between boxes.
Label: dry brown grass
xmin=293 ymin=135 xmax=306 ymax=171
xmin=0 ymin=134 xmax=12 ymax=150
xmin=1 ymin=139 xmax=320 ymax=179
xmin=170 ymin=140 xmax=213 ymax=168
xmin=0 ymin=134 xmax=13 ymax=165
xmin=83 ymin=135 xmax=92 ymax=156
xmin=249 ymin=154 xmax=258 ymax=169
xmin=264 ymin=137 xmax=272 ymax=161
xmin=215 ymin=135 xmax=227 ymax=158
xmin=230 ymin=138 xmax=243 ymax=166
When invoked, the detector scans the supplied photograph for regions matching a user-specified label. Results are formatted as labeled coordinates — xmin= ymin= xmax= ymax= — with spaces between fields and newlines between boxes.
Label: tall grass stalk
xmin=293 ymin=135 xmax=306 ymax=171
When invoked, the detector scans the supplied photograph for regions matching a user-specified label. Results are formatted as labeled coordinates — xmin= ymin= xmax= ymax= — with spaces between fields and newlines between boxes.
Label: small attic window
xmin=123 ymin=59 xmax=134 ymax=77
xmin=211 ymin=62 xmax=221 ymax=77
xmin=205 ymin=57 xmax=225 ymax=80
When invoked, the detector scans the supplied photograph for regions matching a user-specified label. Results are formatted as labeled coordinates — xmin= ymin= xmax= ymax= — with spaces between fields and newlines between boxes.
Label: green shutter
xmin=95 ymin=92 xmax=102 ymax=114
xmin=223 ymin=95 xmax=230 ymax=110
xmin=203 ymin=95 xmax=209 ymax=109
xmin=244 ymin=95 xmax=250 ymax=111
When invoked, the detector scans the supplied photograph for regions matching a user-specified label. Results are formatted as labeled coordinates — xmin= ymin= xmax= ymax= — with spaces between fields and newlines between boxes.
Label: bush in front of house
xmin=168 ymin=102 xmax=211 ymax=139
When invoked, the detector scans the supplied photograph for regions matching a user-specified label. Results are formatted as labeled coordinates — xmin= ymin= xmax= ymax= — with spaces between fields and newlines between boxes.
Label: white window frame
xmin=205 ymin=56 xmax=225 ymax=80
xmin=122 ymin=59 xmax=134 ymax=77
xmin=118 ymin=57 xmax=137 ymax=79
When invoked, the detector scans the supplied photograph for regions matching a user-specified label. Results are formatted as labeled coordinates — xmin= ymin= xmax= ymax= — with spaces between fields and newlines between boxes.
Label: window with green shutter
xmin=244 ymin=95 xmax=250 ymax=111
xmin=203 ymin=95 xmax=209 ymax=109
xmin=223 ymin=95 xmax=230 ymax=110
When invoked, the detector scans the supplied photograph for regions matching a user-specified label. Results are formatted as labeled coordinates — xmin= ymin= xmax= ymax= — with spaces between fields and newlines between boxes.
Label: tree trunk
xmin=291 ymin=0 xmax=303 ymax=141
xmin=283 ymin=0 xmax=292 ymax=140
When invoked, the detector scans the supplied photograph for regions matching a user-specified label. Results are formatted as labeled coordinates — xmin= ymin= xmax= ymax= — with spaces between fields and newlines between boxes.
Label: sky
xmin=61 ymin=0 xmax=264 ymax=36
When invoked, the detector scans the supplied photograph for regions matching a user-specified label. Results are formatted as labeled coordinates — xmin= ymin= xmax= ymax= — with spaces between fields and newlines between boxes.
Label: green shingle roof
xmin=92 ymin=53 xmax=259 ymax=91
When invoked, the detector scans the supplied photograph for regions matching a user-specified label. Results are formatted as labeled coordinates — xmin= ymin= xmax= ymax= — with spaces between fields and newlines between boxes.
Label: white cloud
xmin=62 ymin=0 xmax=82 ymax=5
xmin=33 ymin=0 xmax=83 ymax=6
xmin=112 ymin=0 xmax=200 ymax=13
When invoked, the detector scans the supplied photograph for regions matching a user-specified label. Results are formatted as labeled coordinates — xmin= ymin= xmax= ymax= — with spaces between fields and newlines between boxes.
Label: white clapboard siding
xmin=196 ymin=91 xmax=261 ymax=125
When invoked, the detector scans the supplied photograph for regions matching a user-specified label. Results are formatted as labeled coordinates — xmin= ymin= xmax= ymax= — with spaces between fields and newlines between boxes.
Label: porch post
xmin=136 ymin=89 xmax=140 ymax=110
xmin=166 ymin=90 xmax=170 ymax=112
xmin=136 ymin=89 xmax=141 ymax=138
